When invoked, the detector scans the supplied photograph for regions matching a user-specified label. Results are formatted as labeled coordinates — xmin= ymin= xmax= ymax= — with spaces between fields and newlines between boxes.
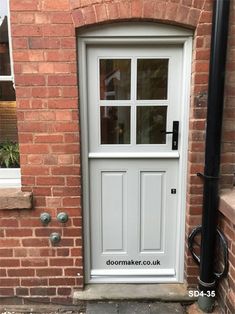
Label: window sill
xmin=219 ymin=189 xmax=235 ymax=225
xmin=0 ymin=168 xmax=21 ymax=188
xmin=0 ymin=188 xmax=33 ymax=210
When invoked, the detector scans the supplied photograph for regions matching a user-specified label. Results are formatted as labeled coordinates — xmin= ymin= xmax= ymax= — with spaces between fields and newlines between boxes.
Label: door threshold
xmin=73 ymin=283 xmax=196 ymax=302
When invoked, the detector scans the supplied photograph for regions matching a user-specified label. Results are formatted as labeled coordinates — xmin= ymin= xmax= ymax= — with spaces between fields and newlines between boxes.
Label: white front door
xmin=86 ymin=44 xmax=184 ymax=283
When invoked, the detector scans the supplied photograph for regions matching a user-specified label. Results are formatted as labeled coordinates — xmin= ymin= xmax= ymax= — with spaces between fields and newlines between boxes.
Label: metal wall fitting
xmin=50 ymin=232 xmax=61 ymax=244
xmin=40 ymin=212 xmax=51 ymax=225
xmin=57 ymin=212 xmax=69 ymax=223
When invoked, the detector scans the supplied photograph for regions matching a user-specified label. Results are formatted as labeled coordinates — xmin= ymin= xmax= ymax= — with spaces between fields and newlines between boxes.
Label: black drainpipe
xmin=197 ymin=0 xmax=230 ymax=311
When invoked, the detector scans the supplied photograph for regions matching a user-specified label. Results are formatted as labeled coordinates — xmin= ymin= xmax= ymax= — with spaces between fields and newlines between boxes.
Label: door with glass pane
xmin=87 ymin=45 xmax=183 ymax=282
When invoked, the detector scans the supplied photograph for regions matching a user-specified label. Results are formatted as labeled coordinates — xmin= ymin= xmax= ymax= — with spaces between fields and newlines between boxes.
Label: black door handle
xmin=161 ymin=121 xmax=179 ymax=150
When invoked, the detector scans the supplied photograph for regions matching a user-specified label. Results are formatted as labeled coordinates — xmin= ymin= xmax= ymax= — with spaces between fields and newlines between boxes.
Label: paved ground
xmin=0 ymin=301 xmax=222 ymax=314
xmin=0 ymin=301 xmax=187 ymax=314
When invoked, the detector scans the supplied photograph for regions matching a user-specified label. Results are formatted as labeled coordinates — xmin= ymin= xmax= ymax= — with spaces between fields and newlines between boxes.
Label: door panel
xmin=86 ymin=44 xmax=183 ymax=282
xmin=101 ymin=171 xmax=127 ymax=253
xmin=90 ymin=159 xmax=178 ymax=277
xmin=140 ymin=171 xmax=164 ymax=251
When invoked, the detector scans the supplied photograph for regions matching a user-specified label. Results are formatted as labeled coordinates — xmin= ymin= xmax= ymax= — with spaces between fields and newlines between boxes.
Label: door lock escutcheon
xmin=161 ymin=121 xmax=179 ymax=150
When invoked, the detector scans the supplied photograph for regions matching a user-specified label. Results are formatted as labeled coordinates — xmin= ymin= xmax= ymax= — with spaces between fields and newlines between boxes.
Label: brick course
xmin=0 ymin=0 xmax=233 ymax=307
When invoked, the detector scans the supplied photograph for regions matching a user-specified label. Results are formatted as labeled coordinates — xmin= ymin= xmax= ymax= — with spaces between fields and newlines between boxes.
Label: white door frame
xmin=78 ymin=22 xmax=193 ymax=284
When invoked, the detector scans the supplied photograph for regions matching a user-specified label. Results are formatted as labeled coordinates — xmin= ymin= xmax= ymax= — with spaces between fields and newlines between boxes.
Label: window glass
xmin=0 ymin=0 xmax=11 ymax=75
xmin=100 ymin=59 xmax=131 ymax=100
xmin=137 ymin=59 xmax=168 ymax=100
xmin=137 ymin=106 xmax=167 ymax=144
xmin=100 ymin=106 xmax=130 ymax=144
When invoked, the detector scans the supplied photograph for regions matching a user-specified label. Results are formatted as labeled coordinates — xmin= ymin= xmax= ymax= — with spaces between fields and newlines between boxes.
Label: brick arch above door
xmin=71 ymin=0 xmax=212 ymax=31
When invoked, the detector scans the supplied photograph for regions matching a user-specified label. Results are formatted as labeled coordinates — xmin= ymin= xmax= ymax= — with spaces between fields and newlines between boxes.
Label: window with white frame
xmin=0 ymin=0 xmax=20 ymax=187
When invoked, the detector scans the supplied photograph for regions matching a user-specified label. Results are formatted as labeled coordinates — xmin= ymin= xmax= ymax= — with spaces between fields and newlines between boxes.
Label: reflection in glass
xmin=0 ymin=81 xmax=15 ymax=101
xmin=0 ymin=1 xmax=11 ymax=76
xmin=100 ymin=106 xmax=130 ymax=144
xmin=100 ymin=59 xmax=131 ymax=100
xmin=0 ymin=82 xmax=17 ymax=144
xmin=137 ymin=59 xmax=168 ymax=100
xmin=137 ymin=106 xmax=167 ymax=144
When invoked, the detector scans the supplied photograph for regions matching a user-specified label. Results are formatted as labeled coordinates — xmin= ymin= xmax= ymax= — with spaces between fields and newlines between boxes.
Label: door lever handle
xmin=161 ymin=130 xmax=174 ymax=135
xmin=161 ymin=121 xmax=179 ymax=150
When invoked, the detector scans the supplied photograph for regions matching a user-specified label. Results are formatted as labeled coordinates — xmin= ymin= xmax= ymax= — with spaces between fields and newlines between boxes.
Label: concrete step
xmin=73 ymin=284 xmax=197 ymax=302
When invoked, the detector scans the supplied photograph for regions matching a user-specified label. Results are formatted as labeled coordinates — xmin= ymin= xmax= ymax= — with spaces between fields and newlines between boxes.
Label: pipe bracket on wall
xmin=196 ymin=173 xmax=220 ymax=180
xmin=188 ymin=225 xmax=229 ymax=282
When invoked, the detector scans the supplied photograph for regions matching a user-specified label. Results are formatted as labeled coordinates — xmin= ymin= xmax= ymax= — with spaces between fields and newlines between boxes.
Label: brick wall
xmin=221 ymin=0 xmax=235 ymax=189
xmin=0 ymin=0 xmax=232 ymax=306
xmin=217 ymin=211 xmax=235 ymax=314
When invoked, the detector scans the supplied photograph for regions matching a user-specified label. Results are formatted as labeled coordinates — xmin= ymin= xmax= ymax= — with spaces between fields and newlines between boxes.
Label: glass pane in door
xmin=137 ymin=59 xmax=168 ymax=100
xmin=137 ymin=106 xmax=167 ymax=144
xmin=100 ymin=106 xmax=130 ymax=144
xmin=100 ymin=59 xmax=131 ymax=100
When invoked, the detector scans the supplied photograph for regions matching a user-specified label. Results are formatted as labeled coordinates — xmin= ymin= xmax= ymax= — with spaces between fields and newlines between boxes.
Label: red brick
xmin=64 ymin=268 xmax=79 ymax=276
xmin=61 ymin=38 xmax=76 ymax=49
xmin=50 ymin=12 xmax=72 ymax=24
xmin=106 ymin=2 xmax=119 ymax=20
xmin=71 ymin=9 xmax=85 ymax=27
xmin=52 ymin=187 xmax=80 ymax=196
xmin=57 ymin=249 xmax=70 ymax=257
xmin=22 ymin=239 xmax=49 ymax=247
xmin=11 ymin=0 xmax=39 ymax=11
xmin=143 ymin=1 xmax=156 ymax=18
xmin=63 ymin=228 xmax=81 ymax=237
xmin=35 ymin=13 xmax=49 ymax=24
xmin=48 ymin=75 xmax=77 ymax=86
xmin=0 ymin=288 xmax=14 ymax=296
xmin=21 ymin=278 xmax=48 ymax=286
xmin=58 ymin=155 xmax=74 ymax=165
xmin=48 ymin=99 xmax=78 ymax=109
xmin=21 ymin=144 xmax=50 ymax=154
xmin=42 ymin=0 xmax=70 ymax=11
xmin=51 ymin=144 xmax=79 ymax=154
xmin=15 ymin=288 xmax=29 ymax=296
xmin=95 ymin=4 xmax=107 ymax=22
xmin=36 ymin=268 xmax=62 ymax=277
xmin=8 ymin=269 xmax=35 ymax=277
xmin=12 ymin=38 xmax=28 ymax=49
xmin=0 ymin=249 xmax=13 ymax=257
xmin=12 ymin=25 xmax=42 ymax=37
xmin=30 ymin=287 xmax=56 ymax=296
xmin=49 ymin=278 xmax=76 ymax=286
xmin=57 ymin=287 xmax=72 ymax=296
xmin=34 ymin=134 xmax=63 ymax=143
xmin=165 ymin=3 xmax=179 ymax=21
xmin=5 ymin=229 xmax=33 ymax=237
xmin=119 ymin=1 xmax=131 ymax=19
xmin=43 ymin=25 xmax=74 ymax=37
xmin=0 ymin=219 xmax=18 ymax=227
xmin=0 ymin=239 xmax=20 ymax=247
xmin=29 ymin=38 xmax=60 ymax=49
xmin=36 ymin=177 xmax=65 ymax=186
xmin=21 ymin=166 xmax=49 ymax=176
xmin=187 ymin=8 xmax=201 ymax=26
xmin=0 ymin=278 xmax=20 ymax=286
xmin=0 ymin=259 xmax=20 ymax=267
xmin=81 ymin=6 xmax=96 ymax=25
xmin=15 ymin=74 xmax=45 ymax=86
xmin=62 ymin=197 xmax=80 ymax=207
